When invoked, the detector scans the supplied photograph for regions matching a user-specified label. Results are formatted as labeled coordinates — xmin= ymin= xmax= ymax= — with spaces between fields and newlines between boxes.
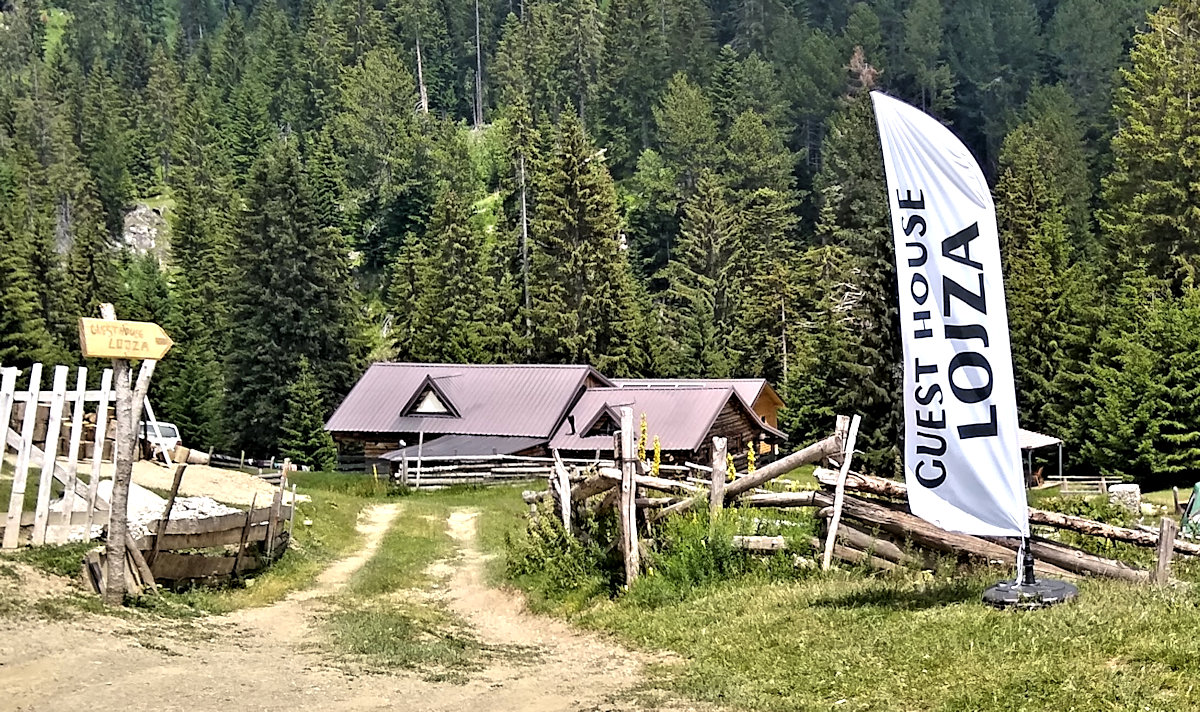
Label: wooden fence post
xmin=822 ymin=414 xmax=861 ymax=571
xmin=709 ymin=436 xmax=727 ymax=518
xmin=32 ymin=365 xmax=69 ymax=545
xmin=553 ymin=449 xmax=572 ymax=534
xmin=149 ymin=464 xmax=187 ymax=567
xmin=232 ymin=493 xmax=258 ymax=578
xmin=1156 ymin=517 xmax=1179 ymax=585
xmin=56 ymin=366 xmax=89 ymax=539
xmin=85 ymin=368 xmax=113 ymax=537
xmin=618 ymin=407 xmax=639 ymax=585
xmin=3 ymin=363 xmax=42 ymax=549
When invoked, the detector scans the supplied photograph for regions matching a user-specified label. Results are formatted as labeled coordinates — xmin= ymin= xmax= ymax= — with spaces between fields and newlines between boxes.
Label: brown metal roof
xmin=380 ymin=435 xmax=546 ymax=461
xmin=325 ymin=363 xmax=611 ymax=438
xmin=549 ymin=386 xmax=785 ymax=453
xmin=611 ymin=378 xmax=784 ymax=410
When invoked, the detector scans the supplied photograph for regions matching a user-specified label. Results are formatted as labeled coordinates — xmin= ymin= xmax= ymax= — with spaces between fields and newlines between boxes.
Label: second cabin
xmin=324 ymin=363 xmax=787 ymax=474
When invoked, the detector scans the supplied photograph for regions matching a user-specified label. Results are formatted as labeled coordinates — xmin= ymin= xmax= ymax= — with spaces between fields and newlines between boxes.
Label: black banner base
xmin=982 ymin=578 xmax=1079 ymax=609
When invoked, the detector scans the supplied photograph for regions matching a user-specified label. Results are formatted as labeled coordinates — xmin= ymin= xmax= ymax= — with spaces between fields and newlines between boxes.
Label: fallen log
xmin=726 ymin=433 xmax=844 ymax=499
xmin=986 ymin=536 xmax=1149 ymax=583
xmin=522 ymin=471 xmax=618 ymax=505
xmin=598 ymin=467 xmax=703 ymax=494
xmin=810 ymin=536 xmax=897 ymax=571
xmin=814 ymin=467 xmax=1200 ymax=557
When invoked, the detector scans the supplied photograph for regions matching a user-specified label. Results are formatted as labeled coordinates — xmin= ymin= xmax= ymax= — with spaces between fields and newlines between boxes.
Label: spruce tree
xmin=226 ymin=135 xmax=362 ymax=454
xmin=657 ymin=170 xmax=741 ymax=377
xmin=995 ymin=123 xmax=1073 ymax=435
xmin=279 ymin=357 xmax=338 ymax=471
xmin=1101 ymin=0 xmax=1200 ymax=286
xmin=409 ymin=189 xmax=505 ymax=363
xmin=591 ymin=0 xmax=669 ymax=173
xmin=529 ymin=115 xmax=641 ymax=375
xmin=806 ymin=73 xmax=900 ymax=470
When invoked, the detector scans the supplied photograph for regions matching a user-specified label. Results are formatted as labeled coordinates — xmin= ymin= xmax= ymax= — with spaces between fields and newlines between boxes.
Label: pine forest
xmin=0 ymin=0 xmax=1194 ymax=485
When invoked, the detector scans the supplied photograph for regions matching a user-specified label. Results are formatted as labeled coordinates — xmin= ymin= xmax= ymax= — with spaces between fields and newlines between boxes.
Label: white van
xmin=138 ymin=421 xmax=182 ymax=457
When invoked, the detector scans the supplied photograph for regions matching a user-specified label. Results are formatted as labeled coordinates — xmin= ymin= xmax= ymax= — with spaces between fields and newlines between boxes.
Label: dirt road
xmin=0 ymin=504 xmax=681 ymax=712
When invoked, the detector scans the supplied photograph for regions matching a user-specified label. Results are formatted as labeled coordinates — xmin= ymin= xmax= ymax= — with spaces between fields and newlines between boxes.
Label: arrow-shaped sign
xmin=78 ymin=318 xmax=174 ymax=361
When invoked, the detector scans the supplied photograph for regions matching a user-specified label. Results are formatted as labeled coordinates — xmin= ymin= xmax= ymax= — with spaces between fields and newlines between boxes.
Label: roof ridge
xmin=374 ymin=362 xmax=594 ymax=369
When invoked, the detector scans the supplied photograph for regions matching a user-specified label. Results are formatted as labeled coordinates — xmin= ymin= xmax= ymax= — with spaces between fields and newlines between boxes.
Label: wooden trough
xmin=82 ymin=467 xmax=296 ymax=593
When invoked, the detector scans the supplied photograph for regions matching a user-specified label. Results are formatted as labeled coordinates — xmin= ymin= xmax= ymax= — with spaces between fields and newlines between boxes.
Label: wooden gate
xmin=1 ymin=362 xmax=115 ymax=548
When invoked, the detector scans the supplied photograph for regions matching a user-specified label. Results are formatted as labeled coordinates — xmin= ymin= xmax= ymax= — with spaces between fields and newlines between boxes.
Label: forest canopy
xmin=0 ymin=0 xmax=1192 ymax=485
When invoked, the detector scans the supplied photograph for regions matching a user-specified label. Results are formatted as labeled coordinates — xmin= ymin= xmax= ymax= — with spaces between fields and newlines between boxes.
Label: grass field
xmin=505 ymin=495 xmax=1200 ymax=711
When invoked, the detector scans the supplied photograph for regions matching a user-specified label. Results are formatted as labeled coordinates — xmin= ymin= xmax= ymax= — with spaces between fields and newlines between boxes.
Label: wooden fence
xmin=0 ymin=362 xmax=116 ymax=548
xmin=525 ymin=410 xmax=1189 ymax=587
xmin=391 ymin=452 xmax=699 ymax=489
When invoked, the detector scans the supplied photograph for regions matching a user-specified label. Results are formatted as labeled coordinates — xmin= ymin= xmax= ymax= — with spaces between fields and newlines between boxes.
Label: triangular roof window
xmin=582 ymin=405 xmax=622 ymax=438
xmin=402 ymin=376 xmax=460 ymax=418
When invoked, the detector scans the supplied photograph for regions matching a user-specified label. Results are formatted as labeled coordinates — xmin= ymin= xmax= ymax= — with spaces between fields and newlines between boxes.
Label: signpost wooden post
xmin=88 ymin=305 xmax=172 ymax=606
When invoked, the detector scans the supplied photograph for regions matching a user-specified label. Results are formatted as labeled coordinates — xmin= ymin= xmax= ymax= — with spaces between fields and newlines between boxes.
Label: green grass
xmin=4 ymin=541 xmax=95 ymax=578
xmin=565 ymin=571 xmax=1200 ymax=712
xmin=505 ymin=494 xmax=1200 ymax=711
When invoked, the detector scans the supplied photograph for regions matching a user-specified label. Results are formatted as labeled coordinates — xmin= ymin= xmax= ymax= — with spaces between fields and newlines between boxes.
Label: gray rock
xmin=1108 ymin=483 xmax=1141 ymax=513
xmin=121 ymin=203 xmax=170 ymax=263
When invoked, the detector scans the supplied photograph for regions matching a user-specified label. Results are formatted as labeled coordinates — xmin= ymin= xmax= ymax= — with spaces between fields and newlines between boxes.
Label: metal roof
xmin=1018 ymin=428 xmax=1062 ymax=450
xmin=549 ymin=386 xmax=785 ymax=453
xmin=611 ymin=378 xmax=783 ymax=409
xmin=380 ymin=435 xmax=546 ymax=461
xmin=325 ymin=363 xmax=610 ymax=438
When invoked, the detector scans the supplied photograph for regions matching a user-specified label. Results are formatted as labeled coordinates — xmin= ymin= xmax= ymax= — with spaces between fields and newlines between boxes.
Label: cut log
xmin=732 ymin=535 xmax=787 ymax=551
xmin=815 ymin=468 xmax=1200 ymax=557
xmin=985 ymin=536 xmax=1149 ymax=583
xmin=725 ymin=432 xmax=844 ymax=499
xmin=810 ymin=536 xmax=897 ymax=571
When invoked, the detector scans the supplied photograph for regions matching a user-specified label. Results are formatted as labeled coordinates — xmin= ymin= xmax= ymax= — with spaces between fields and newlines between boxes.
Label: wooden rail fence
xmin=524 ymin=412 xmax=1187 ymax=587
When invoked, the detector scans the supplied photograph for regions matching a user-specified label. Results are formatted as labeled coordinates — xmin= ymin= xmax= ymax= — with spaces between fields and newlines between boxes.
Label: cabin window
xmin=412 ymin=388 xmax=450 ymax=415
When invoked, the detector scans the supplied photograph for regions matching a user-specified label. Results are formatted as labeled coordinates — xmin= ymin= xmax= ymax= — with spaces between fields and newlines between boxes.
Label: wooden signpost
xmin=86 ymin=306 xmax=172 ymax=606
xmin=78 ymin=317 xmax=173 ymax=361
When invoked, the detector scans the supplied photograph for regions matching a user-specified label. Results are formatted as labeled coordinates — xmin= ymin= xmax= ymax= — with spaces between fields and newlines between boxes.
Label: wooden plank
xmin=709 ymin=436 xmax=727 ymax=518
xmin=136 ymin=522 xmax=271 ymax=551
xmin=56 ymin=366 xmax=89 ymax=538
xmin=3 ymin=363 xmax=42 ymax=549
xmin=85 ymin=368 xmax=114 ymax=536
xmin=231 ymin=494 xmax=257 ymax=578
xmin=266 ymin=484 xmax=283 ymax=559
xmin=32 ymin=365 xmax=69 ymax=545
xmin=822 ymin=414 xmax=861 ymax=571
xmin=149 ymin=465 xmax=187 ymax=566
xmin=1156 ymin=517 xmax=1178 ymax=585
xmin=141 ymin=398 xmax=173 ymax=468
xmin=151 ymin=551 xmax=265 ymax=581
xmin=125 ymin=532 xmax=159 ymax=595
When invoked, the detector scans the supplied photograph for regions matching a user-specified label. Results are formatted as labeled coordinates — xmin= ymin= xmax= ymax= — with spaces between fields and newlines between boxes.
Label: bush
xmin=1036 ymin=494 xmax=1152 ymax=566
xmin=505 ymin=503 xmax=617 ymax=609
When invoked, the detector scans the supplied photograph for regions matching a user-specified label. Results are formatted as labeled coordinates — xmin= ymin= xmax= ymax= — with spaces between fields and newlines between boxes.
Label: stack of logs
xmin=523 ymin=412 xmax=1190 ymax=586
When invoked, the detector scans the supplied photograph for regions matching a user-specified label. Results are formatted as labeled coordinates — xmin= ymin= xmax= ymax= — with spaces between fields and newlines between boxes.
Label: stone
xmin=1108 ymin=483 xmax=1141 ymax=514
